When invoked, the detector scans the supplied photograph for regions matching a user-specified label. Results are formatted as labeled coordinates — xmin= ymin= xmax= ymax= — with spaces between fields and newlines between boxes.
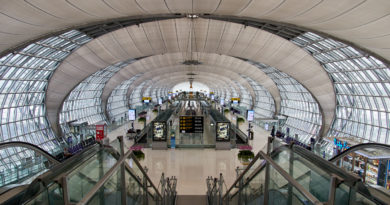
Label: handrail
xmin=134 ymin=123 xmax=152 ymax=143
xmin=222 ymin=150 xmax=263 ymax=199
xmin=329 ymin=143 xmax=390 ymax=162
xmin=0 ymin=141 xmax=60 ymax=165
xmin=130 ymin=152 xmax=163 ymax=200
xmin=258 ymin=151 xmax=323 ymax=205
xmin=77 ymin=150 xmax=162 ymax=204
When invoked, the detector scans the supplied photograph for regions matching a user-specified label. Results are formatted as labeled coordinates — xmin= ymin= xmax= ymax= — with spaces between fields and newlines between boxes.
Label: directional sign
xmin=179 ymin=116 xmax=204 ymax=133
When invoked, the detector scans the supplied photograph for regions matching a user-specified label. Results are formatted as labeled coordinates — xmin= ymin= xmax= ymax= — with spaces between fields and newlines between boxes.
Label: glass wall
xmin=60 ymin=60 xmax=135 ymax=133
xmin=241 ymin=75 xmax=275 ymax=118
xmin=292 ymin=32 xmax=390 ymax=144
xmin=107 ymin=75 xmax=141 ymax=122
xmin=233 ymin=81 xmax=253 ymax=110
xmin=0 ymin=30 xmax=91 ymax=171
xmin=129 ymin=82 xmax=148 ymax=108
xmin=249 ymin=62 xmax=322 ymax=143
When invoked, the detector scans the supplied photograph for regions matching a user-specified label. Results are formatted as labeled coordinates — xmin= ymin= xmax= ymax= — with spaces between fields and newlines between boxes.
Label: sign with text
xmin=247 ymin=110 xmax=254 ymax=122
xmin=96 ymin=125 xmax=105 ymax=140
xmin=128 ymin=109 xmax=136 ymax=121
xmin=142 ymin=97 xmax=151 ymax=103
xmin=179 ymin=116 xmax=204 ymax=133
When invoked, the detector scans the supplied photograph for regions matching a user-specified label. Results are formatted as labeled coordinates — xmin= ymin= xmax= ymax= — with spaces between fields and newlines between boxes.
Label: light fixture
xmin=187 ymin=14 xmax=198 ymax=19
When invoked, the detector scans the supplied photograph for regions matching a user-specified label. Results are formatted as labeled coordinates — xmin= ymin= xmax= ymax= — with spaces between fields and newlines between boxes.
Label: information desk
xmin=179 ymin=116 xmax=204 ymax=133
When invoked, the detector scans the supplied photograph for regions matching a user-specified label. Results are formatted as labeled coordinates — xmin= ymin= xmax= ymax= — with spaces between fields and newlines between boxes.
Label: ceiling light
xmin=187 ymin=14 xmax=198 ymax=18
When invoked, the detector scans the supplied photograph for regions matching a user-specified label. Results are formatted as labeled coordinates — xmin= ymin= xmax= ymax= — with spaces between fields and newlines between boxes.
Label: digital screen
xmin=153 ymin=122 xmax=166 ymax=141
xmin=220 ymin=99 xmax=224 ymax=105
xmin=168 ymin=95 xmax=171 ymax=100
xmin=211 ymin=94 xmax=215 ymax=100
xmin=158 ymin=98 xmax=162 ymax=105
xmin=179 ymin=116 xmax=204 ymax=133
xmin=144 ymin=100 xmax=150 ymax=103
xmin=216 ymin=122 xmax=230 ymax=141
xmin=247 ymin=110 xmax=254 ymax=122
xmin=233 ymin=100 xmax=238 ymax=104
xmin=128 ymin=109 xmax=136 ymax=121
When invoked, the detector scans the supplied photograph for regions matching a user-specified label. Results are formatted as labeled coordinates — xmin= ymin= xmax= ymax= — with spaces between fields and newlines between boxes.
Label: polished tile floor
xmin=107 ymin=109 xmax=270 ymax=195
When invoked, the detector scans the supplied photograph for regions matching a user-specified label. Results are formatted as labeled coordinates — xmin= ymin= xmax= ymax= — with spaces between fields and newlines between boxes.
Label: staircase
xmin=176 ymin=195 xmax=206 ymax=205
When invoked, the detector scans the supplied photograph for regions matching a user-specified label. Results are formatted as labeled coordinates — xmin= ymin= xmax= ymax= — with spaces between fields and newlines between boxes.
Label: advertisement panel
xmin=128 ymin=109 xmax=136 ymax=121
xmin=247 ymin=110 xmax=254 ymax=122
xmin=96 ymin=125 xmax=105 ymax=140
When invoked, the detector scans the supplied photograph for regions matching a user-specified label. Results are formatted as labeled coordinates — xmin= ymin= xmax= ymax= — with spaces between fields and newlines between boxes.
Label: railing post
xmin=160 ymin=173 xmax=166 ymax=205
xmin=263 ymin=137 xmax=272 ymax=205
xmin=267 ymin=136 xmax=272 ymax=155
xmin=62 ymin=176 xmax=70 ymax=205
xmin=235 ymin=166 xmax=242 ymax=204
xmin=328 ymin=174 xmax=343 ymax=204
xmin=287 ymin=145 xmax=294 ymax=205
xmin=118 ymin=136 xmax=126 ymax=205
xmin=143 ymin=167 xmax=148 ymax=205
xmin=218 ymin=173 xmax=223 ymax=205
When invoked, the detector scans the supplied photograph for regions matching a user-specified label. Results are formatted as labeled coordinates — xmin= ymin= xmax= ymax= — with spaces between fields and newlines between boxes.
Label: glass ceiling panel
xmin=292 ymin=32 xmax=390 ymax=145
xmin=0 ymin=30 xmax=91 ymax=172
xmin=107 ymin=75 xmax=141 ymax=121
xmin=241 ymin=75 xmax=275 ymax=118
xmin=247 ymin=61 xmax=322 ymax=144
xmin=59 ymin=59 xmax=136 ymax=134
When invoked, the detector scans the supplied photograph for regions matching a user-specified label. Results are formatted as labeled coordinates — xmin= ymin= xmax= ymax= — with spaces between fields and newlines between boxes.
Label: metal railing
xmin=77 ymin=136 xmax=163 ymax=205
xmin=158 ymin=173 xmax=177 ymax=205
xmin=206 ymin=173 xmax=225 ymax=205
xmin=223 ymin=137 xmax=324 ymax=205
xmin=18 ymin=137 xmax=166 ymax=205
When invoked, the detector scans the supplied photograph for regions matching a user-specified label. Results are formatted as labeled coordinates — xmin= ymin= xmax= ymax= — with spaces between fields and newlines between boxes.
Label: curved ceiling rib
xmin=47 ymin=18 xmax=332 ymax=136
xmin=0 ymin=1 xmax=388 ymax=63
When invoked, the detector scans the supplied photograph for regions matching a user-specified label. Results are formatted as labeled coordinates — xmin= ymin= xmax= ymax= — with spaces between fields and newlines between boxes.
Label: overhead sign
xmin=128 ymin=109 xmax=136 ymax=121
xmin=231 ymin=97 xmax=240 ymax=104
xmin=142 ymin=97 xmax=151 ymax=103
xmin=247 ymin=110 xmax=254 ymax=122
xmin=179 ymin=116 xmax=204 ymax=133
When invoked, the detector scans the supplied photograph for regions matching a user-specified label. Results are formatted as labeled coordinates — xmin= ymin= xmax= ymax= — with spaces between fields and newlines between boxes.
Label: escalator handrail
xmin=105 ymin=143 xmax=163 ymax=201
xmin=329 ymin=143 xmax=390 ymax=163
xmin=134 ymin=123 xmax=152 ymax=143
xmin=224 ymin=145 xmax=289 ymax=200
xmin=0 ymin=141 xmax=60 ymax=165
xmin=129 ymin=152 xmax=163 ymax=200
xmin=17 ymin=144 xmax=100 ymax=205
xmin=77 ymin=150 xmax=162 ymax=204
xmin=223 ymin=148 xmax=264 ymax=199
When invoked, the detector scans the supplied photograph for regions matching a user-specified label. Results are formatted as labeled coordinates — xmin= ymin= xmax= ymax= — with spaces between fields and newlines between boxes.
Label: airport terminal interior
xmin=1 ymin=1 xmax=390 ymax=205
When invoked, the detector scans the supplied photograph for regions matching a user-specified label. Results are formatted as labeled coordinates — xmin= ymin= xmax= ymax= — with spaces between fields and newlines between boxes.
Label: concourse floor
xmin=107 ymin=110 xmax=270 ymax=195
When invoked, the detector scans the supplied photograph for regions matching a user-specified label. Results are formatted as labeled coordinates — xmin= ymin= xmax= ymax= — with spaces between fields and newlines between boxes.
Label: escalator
xmin=1 ymin=137 xmax=176 ymax=205
xmin=220 ymin=138 xmax=387 ymax=205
